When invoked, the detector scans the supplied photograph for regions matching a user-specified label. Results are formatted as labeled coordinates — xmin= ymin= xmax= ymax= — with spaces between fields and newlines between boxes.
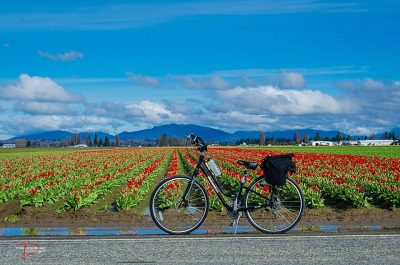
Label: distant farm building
xmin=71 ymin=144 xmax=88 ymax=148
xmin=311 ymin=141 xmax=334 ymax=146
xmin=338 ymin=140 xmax=359 ymax=146
xmin=357 ymin=140 xmax=394 ymax=146
xmin=2 ymin=144 xmax=16 ymax=148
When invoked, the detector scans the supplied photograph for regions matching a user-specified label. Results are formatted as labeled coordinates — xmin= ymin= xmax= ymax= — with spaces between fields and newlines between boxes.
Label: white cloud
xmin=175 ymin=75 xmax=231 ymax=90
xmin=219 ymin=111 xmax=277 ymax=124
xmin=38 ymin=50 xmax=84 ymax=62
xmin=218 ymin=85 xmax=353 ymax=115
xmin=332 ymin=121 xmax=383 ymax=136
xmin=86 ymin=99 xmax=199 ymax=129
xmin=127 ymin=73 xmax=160 ymax=88
xmin=204 ymin=111 xmax=279 ymax=131
xmin=163 ymin=99 xmax=204 ymax=116
xmin=7 ymin=115 xmax=116 ymax=135
xmin=209 ymin=66 xmax=367 ymax=78
xmin=336 ymin=78 xmax=400 ymax=115
xmin=281 ymin=71 xmax=305 ymax=88
xmin=87 ymin=101 xmax=130 ymax=117
xmin=15 ymin=102 xmax=73 ymax=115
xmin=337 ymin=77 xmax=385 ymax=91
xmin=1 ymin=73 xmax=399 ymax=138
xmin=0 ymin=74 xmax=83 ymax=103
xmin=362 ymin=77 xmax=384 ymax=90
xmin=207 ymin=76 xmax=231 ymax=90
xmin=336 ymin=80 xmax=354 ymax=89
xmin=0 ymin=1 xmax=361 ymax=31
xmin=174 ymin=76 xmax=200 ymax=88
xmin=126 ymin=100 xmax=186 ymax=124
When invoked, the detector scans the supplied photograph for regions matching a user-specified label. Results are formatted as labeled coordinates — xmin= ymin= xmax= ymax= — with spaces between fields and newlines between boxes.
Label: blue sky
xmin=0 ymin=0 xmax=399 ymax=139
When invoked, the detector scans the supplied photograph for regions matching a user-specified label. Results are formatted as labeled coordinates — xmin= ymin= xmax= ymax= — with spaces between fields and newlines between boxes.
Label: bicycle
xmin=149 ymin=134 xmax=305 ymax=234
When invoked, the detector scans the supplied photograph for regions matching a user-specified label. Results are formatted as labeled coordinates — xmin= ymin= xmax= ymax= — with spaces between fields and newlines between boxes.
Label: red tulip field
xmin=0 ymin=146 xmax=399 ymax=225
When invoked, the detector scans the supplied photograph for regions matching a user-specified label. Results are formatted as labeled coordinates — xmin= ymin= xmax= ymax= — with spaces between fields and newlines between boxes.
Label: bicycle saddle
xmin=237 ymin=160 xmax=258 ymax=170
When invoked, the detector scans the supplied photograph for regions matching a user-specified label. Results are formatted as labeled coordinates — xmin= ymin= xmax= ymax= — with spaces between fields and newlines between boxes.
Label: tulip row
xmin=62 ymin=150 xmax=169 ymax=211
xmin=115 ymin=150 xmax=173 ymax=210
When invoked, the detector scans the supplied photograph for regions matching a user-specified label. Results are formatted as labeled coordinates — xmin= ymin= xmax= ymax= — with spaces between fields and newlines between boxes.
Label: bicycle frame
xmin=182 ymin=151 xmax=274 ymax=213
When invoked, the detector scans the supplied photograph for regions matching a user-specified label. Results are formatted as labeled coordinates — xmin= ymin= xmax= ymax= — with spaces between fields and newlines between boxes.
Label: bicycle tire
xmin=150 ymin=176 xmax=209 ymax=235
xmin=244 ymin=177 xmax=304 ymax=234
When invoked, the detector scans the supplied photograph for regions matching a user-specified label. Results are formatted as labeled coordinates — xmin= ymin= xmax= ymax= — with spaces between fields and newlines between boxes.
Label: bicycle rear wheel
xmin=150 ymin=176 xmax=209 ymax=234
xmin=244 ymin=177 xmax=304 ymax=233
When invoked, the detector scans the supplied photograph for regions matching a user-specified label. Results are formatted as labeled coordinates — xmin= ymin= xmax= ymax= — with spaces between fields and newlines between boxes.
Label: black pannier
xmin=260 ymin=154 xmax=296 ymax=186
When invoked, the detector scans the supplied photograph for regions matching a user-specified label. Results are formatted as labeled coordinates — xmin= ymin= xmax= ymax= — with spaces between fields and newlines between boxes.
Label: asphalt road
xmin=1 ymin=234 xmax=399 ymax=265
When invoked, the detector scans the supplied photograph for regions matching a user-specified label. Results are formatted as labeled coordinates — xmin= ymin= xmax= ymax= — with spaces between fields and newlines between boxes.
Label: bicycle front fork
xmin=179 ymin=177 xmax=197 ymax=208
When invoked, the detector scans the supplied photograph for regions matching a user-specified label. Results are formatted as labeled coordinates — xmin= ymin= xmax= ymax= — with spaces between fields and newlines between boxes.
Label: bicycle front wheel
xmin=244 ymin=177 xmax=304 ymax=233
xmin=150 ymin=176 xmax=209 ymax=234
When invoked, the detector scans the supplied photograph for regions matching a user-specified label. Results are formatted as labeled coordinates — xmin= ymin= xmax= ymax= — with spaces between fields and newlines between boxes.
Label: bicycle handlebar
xmin=187 ymin=133 xmax=207 ymax=152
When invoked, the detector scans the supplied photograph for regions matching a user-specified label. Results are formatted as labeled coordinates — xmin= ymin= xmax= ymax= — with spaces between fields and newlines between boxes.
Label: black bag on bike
xmin=260 ymin=154 xmax=296 ymax=186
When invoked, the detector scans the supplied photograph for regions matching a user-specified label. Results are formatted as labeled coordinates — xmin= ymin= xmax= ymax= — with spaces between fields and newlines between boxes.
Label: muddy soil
xmin=0 ymin=202 xmax=399 ymax=230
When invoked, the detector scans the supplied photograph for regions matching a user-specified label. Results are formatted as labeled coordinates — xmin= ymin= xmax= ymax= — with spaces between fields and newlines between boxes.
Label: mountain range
xmin=9 ymin=131 xmax=115 ymax=141
xmin=8 ymin=123 xmax=398 ymax=143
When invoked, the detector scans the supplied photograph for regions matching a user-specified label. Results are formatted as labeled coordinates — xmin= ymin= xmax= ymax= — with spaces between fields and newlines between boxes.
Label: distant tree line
xmin=156 ymin=134 xmax=187 ymax=146
xmin=380 ymin=131 xmax=397 ymax=140
xmin=251 ymin=130 xmax=397 ymax=146
xmin=67 ymin=133 xmax=122 ymax=147
xmin=156 ymin=130 xmax=399 ymax=147
xmin=8 ymin=130 xmax=397 ymax=148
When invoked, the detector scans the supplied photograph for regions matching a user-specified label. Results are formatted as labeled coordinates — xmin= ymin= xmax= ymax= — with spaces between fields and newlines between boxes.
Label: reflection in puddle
xmin=0 ymin=227 xmax=208 ymax=236
xmin=319 ymin=225 xmax=340 ymax=232
xmin=0 ymin=224 xmax=387 ymax=237
xmin=363 ymin=225 xmax=384 ymax=230
xmin=294 ymin=225 xmax=340 ymax=232
xmin=223 ymin=225 xmax=255 ymax=234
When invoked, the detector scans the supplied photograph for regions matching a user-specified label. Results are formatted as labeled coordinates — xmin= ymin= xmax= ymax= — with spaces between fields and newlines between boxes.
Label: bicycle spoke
xmin=245 ymin=178 xmax=304 ymax=233
xmin=150 ymin=177 xmax=208 ymax=234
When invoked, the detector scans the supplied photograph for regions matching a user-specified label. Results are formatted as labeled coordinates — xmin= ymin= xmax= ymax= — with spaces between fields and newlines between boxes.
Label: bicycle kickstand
xmin=230 ymin=213 xmax=242 ymax=234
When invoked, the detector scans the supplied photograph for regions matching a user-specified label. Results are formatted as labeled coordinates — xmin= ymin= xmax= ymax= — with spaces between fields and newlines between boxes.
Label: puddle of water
xmin=0 ymin=224 xmax=387 ymax=237
xmin=364 ymin=225 xmax=384 ymax=231
xmin=1 ymin=228 xmax=26 ymax=236
xmin=84 ymin=227 xmax=136 ymax=236
xmin=294 ymin=225 xmax=340 ymax=232
xmin=135 ymin=228 xmax=207 ymax=235
xmin=136 ymin=228 xmax=167 ymax=235
xmin=0 ymin=227 xmax=136 ymax=236
xmin=319 ymin=225 xmax=340 ymax=232
xmin=0 ymin=227 xmax=208 ymax=236
xmin=223 ymin=225 xmax=255 ymax=234
xmin=38 ymin=227 xmax=69 ymax=236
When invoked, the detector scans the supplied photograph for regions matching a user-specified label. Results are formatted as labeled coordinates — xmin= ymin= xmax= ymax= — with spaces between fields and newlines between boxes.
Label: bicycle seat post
xmin=241 ymin=170 xmax=247 ymax=184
